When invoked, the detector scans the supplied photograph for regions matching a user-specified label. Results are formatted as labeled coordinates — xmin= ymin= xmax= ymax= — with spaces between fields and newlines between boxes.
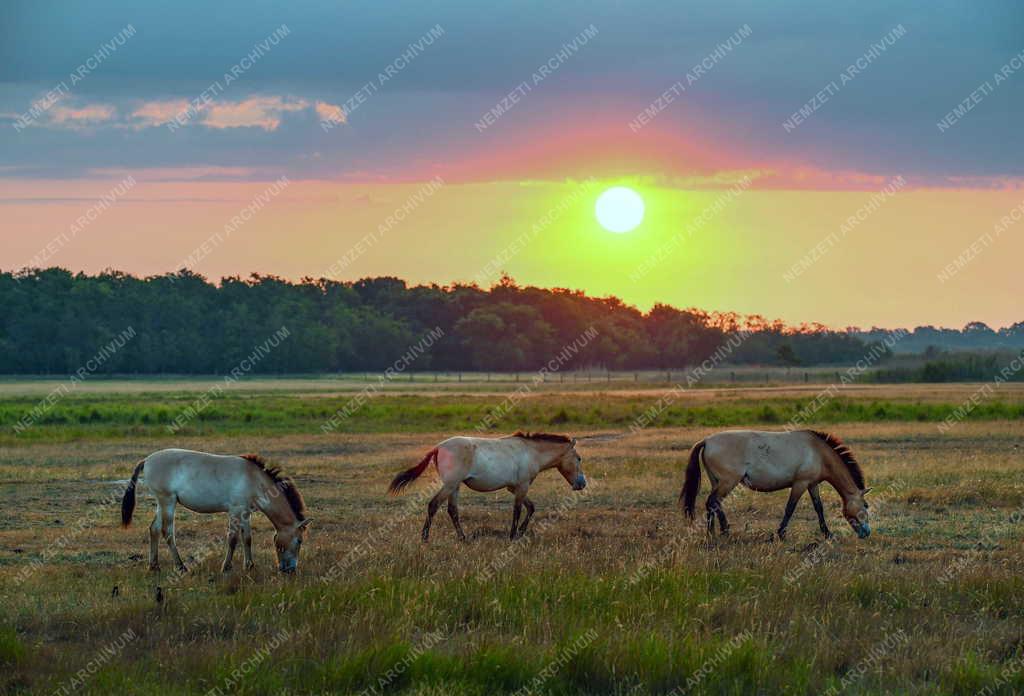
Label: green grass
xmin=3 ymin=391 xmax=1023 ymax=443
xmin=7 ymin=559 xmax=1024 ymax=694
xmin=2 ymin=384 xmax=1024 ymax=694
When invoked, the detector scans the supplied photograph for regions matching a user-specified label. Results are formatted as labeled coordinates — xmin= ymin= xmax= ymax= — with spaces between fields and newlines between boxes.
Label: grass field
xmin=1 ymin=380 xmax=1023 ymax=694
xmin=3 ymin=379 xmax=1024 ymax=444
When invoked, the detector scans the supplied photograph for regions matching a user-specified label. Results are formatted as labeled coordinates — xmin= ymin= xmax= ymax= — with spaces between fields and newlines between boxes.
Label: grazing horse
xmin=121 ymin=449 xmax=312 ymax=573
xmin=681 ymin=430 xmax=871 ymax=540
xmin=388 ymin=432 xmax=587 ymax=541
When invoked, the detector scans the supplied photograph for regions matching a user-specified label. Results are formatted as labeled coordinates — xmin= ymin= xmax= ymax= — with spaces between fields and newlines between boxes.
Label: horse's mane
xmin=241 ymin=454 xmax=307 ymax=520
xmin=509 ymin=431 xmax=572 ymax=444
xmin=807 ymin=431 xmax=865 ymax=490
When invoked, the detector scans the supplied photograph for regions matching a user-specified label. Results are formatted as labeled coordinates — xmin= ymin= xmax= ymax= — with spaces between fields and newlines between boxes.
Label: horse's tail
xmin=681 ymin=440 xmax=705 ymax=520
xmin=121 ymin=459 xmax=145 ymax=528
xmin=388 ymin=448 xmax=438 ymax=495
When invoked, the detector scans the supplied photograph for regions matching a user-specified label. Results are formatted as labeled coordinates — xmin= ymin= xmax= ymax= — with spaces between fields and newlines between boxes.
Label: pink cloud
xmin=33 ymin=94 xmax=345 ymax=133
xmin=315 ymin=101 xmax=346 ymax=125
xmin=200 ymin=96 xmax=311 ymax=131
xmin=87 ymin=166 xmax=263 ymax=181
xmin=48 ymin=103 xmax=117 ymax=129
xmin=130 ymin=99 xmax=191 ymax=128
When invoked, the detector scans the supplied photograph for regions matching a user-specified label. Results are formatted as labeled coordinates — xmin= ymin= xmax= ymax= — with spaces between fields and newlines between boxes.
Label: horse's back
xmin=143 ymin=449 xmax=253 ymax=508
xmin=437 ymin=435 xmax=534 ymax=491
xmin=145 ymin=448 xmax=245 ymax=474
xmin=704 ymin=430 xmax=823 ymax=489
xmin=437 ymin=435 xmax=525 ymax=460
xmin=143 ymin=448 xmax=197 ymax=482
xmin=706 ymin=429 xmax=817 ymax=451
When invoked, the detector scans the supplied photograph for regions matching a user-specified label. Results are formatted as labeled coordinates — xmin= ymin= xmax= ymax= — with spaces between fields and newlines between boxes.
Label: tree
xmin=776 ymin=344 xmax=801 ymax=366
xmin=454 ymin=303 xmax=555 ymax=371
xmin=1 ymin=267 xmax=1007 ymax=374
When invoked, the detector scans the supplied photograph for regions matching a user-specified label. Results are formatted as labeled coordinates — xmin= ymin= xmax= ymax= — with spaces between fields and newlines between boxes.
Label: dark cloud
xmin=1 ymin=0 xmax=1022 ymax=181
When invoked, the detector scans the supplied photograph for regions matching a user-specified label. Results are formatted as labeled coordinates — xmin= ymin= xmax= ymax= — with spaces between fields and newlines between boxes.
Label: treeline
xmin=872 ymin=351 xmax=1024 ymax=383
xmin=858 ymin=323 xmax=1024 ymax=353
xmin=0 ymin=268 xmax=948 ymax=375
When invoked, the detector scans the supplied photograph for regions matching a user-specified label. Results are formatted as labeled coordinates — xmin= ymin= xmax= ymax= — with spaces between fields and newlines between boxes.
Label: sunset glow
xmin=1 ymin=4 xmax=1021 ymax=329
xmin=595 ymin=187 xmax=645 ymax=233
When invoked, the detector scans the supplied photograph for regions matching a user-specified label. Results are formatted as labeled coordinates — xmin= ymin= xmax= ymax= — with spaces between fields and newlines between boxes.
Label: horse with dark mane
xmin=681 ymin=430 xmax=871 ymax=540
xmin=121 ymin=449 xmax=312 ymax=573
xmin=389 ymin=431 xmax=587 ymax=541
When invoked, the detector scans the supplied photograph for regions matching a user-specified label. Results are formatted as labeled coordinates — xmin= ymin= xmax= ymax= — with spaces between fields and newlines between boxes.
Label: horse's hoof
xmin=177 ymin=565 xmax=189 ymax=574
xmin=244 ymin=563 xmax=256 ymax=571
xmin=221 ymin=566 xmax=232 ymax=574
xmin=148 ymin=565 xmax=160 ymax=573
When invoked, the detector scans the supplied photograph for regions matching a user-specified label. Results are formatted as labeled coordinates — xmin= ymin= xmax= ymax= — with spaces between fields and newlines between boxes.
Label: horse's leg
xmin=160 ymin=496 xmax=188 ymax=572
xmin=446 ymin=486 xmax=467 ymax=542
xmin=808 ymin=484 xmax=833 ymax=539
xmin=702 ymin=458 xmax=742 ymax=537
xmin=703 ymin=463 xmax=724 ymax=536
xmin=422 ymin=487 xmax=453 ymax=543
xmin=518 ymin=497 xmax=536 ymax=536
xmin=777 ymin=482 xmax=809 ymax=541
xmin=711 ymin=478 xmax=741 ymax=536
xmin=149 ymin=503 xmax=163 ymax=572
xmin=705 ymin=492 xmax=721 ymax=536
xmin=240 ymin=512 xmax=255 ymax=569
xmin=221 ymin=512 xmax=241 ymax=573
xmin=510 ymin=487 xmax=528 ymax=540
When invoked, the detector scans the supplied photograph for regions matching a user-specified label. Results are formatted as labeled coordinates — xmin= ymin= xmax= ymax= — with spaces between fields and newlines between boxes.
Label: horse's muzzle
xmin=856 ymin=522 xmax=871 ymax=539
xmin=573 ymin=474 xmax=587 ymax=491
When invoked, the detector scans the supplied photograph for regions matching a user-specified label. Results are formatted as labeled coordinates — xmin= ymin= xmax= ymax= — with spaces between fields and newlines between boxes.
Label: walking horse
xmin=389 ymin=432 xmax=587 ymax=541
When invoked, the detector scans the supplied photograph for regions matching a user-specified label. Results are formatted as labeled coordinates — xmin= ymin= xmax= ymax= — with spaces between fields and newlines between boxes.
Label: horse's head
xmin=274 ymin=518 xmax=312 ymax=573
xmin=843 ymin=488 xmax=871 ymax=539
xmin=556 ymin=438 xmax=587 ymax=491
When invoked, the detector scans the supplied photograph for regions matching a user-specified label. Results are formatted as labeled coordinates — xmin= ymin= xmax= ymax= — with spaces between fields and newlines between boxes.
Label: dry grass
xmin=1 ymin=399 xmax=1023 ymax=694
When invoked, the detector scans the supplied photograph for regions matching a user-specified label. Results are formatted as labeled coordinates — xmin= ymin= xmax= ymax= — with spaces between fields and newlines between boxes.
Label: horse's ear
xmin=570 ymin=437 xmax=578 ymax=448
xmin=862 ymin=487 xmax=873 ymax=495
xmin=298 ymin=519 xmax=313 ymax=529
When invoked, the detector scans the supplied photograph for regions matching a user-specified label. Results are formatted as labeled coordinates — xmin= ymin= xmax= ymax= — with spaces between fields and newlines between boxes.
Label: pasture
xmin=1 ymin=379 xmax=1023 ymax=695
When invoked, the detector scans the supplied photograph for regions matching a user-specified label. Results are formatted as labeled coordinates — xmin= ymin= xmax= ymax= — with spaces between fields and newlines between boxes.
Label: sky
xmin=1 ymin=0 xmax=1022 ymax=329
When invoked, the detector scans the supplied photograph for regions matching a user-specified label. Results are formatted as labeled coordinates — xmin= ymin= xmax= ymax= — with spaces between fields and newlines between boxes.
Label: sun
xmin=595 ymin=186 xmax=644 ymax=233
